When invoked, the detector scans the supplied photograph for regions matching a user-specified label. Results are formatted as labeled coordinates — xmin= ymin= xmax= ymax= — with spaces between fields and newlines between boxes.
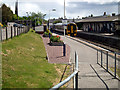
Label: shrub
xmin=44 ymin=29 xmax=52 ymax=35
xmin=50 ymin=35 xmax=62 ymax=42
xmin=44 ymin=31 xmax=49 ymax=35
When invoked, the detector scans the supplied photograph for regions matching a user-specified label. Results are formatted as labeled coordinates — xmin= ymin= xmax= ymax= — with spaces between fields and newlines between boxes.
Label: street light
xmin=63 ymin=0 xmax=66 ymax=36
xmin=64 ymin=0 xmax=66 ymax=19
xmin=48 ymin=9 xmax=56 ymax=30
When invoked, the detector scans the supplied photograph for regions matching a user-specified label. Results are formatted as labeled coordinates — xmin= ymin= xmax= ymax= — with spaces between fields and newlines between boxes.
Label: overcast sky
xmin=0 ymin=0 xmax=120 ymax=19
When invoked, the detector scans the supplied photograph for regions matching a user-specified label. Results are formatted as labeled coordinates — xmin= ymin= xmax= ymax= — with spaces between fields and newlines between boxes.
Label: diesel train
xmin=51 ymin=22 xmax=78 ymax=37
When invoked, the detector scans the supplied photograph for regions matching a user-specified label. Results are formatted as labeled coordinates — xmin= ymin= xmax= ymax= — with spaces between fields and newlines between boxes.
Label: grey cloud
xmin=66 ymin=2 xmax=118 ymax=18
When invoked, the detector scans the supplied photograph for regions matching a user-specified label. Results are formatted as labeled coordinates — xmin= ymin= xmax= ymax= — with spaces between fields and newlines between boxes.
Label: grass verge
xmin=110 ymin=67 xmax=120 ymax=78
xmin=2 ymin=29 xmax=70 ymax=88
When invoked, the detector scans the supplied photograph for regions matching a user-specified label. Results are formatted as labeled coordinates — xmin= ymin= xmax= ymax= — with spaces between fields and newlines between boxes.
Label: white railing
xmin=50 ymin=52 xmax=79 ymax=90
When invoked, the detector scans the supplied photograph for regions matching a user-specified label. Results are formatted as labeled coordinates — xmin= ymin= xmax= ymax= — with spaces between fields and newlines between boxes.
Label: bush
xmin=44 ymin=29 xmax=52 ymax=35
xmin=44 ymin=31 xmax=49 ymax=35
xmin=50 ymin=35 xmax=61 ymax=42
xmin=30 ymin=29 xmax=35 ymax=33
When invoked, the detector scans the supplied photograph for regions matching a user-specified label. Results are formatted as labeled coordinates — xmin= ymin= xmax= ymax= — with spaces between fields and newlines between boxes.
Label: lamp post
xmin=48 ymin=9 xmax=56 ymax=30
xmin=26 ymin=12 xmax=29 ymax=26
xmin=64 ymin=0 xmax=66 ymax=19
xmin=63 ymin=0 xmax=66 ymax=36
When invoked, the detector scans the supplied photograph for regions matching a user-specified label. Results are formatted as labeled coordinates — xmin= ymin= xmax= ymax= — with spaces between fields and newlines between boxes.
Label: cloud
xmin=66 ymin=2 xmax=118 ymax=18
xmin=1 ymin=0 xmax=119 ymax=19
xmin=66 ymin=0 xmax=119 ymax=4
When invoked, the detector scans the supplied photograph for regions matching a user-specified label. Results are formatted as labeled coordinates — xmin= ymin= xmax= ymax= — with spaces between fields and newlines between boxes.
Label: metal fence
xmin=50 ymin=52 xmax=79 ymax=90
xmin=97 ymin=49 xmax=120 ymax=79
xmin=0 ymin=26 xmax=29 ymax=41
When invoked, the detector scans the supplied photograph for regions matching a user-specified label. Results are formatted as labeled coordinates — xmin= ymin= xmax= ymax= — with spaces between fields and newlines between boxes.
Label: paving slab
xmin=41 ymin=34 xmax=70 ymax=64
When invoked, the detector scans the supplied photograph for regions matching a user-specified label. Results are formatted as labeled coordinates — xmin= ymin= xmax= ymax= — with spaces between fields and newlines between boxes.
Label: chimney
xmin=103 ymin=12 xmax=106 ymax=16
xmin=112 ymin=13 xmax=115 ymax=16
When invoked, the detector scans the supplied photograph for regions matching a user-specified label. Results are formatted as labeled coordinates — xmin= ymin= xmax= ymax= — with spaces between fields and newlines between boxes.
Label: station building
xmin=76 ymin=13 xmax=120 ymax=34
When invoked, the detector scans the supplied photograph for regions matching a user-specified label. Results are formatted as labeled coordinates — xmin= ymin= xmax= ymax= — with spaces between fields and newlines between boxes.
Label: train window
xmin=68 ymin=25 xmax=71 ymax=30
xmin=73 ymin=25 xmax=76 ymax=30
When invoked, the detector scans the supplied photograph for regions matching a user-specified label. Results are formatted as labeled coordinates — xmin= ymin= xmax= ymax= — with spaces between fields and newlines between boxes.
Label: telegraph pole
xmin=15 ymin=0 xmax=18 ymax=20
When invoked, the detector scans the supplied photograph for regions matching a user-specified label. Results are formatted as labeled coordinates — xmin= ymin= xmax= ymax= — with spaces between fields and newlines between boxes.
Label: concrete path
xmin=54 ymin=34 xmax=119 ymax=89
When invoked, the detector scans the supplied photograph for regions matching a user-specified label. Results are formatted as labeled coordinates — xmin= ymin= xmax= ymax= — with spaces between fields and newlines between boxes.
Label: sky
xmin=0 ymin=0 xmax=120 ymax=20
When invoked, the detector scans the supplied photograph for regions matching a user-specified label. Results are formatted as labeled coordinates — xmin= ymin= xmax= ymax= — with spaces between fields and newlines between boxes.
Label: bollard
xmin=11 ymin=26 xmax=13 ymax=38
xmin=114 ymin=53 xmax=116 ymax=78
xmin=106 ymin=51 xmax=108 ymax=72
xmin=63 ymin=44 xmax=66 ymax=56
xmin=6 ymin=27 xmax=8 ymax=40
xmin=49 ymin=33 xmax=50 ymax=38
xmin=75 ymin=72 xmax=78 ymax=90
xmin=101 ymin=50 xmax=103 ymax=67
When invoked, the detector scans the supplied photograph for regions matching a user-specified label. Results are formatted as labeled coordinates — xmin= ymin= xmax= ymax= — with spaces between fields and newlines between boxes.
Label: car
xmin=13 ymin=24 xmax=24 ymax=28
xmin=13 ymin=23 xmax=18 ymax=27
xmin=19 ymin=24 xmax=24 ymax=28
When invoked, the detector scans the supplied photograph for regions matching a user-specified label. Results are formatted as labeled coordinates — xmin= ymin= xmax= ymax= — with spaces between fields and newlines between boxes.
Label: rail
xmin=96 ymin=48 xmax=120 ymax=80
xmin=50 ymin=52 xmax=79 ymax=90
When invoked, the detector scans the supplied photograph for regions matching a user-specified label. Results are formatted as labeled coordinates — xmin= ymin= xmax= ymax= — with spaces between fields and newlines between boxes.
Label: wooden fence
xmin=0 ymin=26 xmax=30 ymax=41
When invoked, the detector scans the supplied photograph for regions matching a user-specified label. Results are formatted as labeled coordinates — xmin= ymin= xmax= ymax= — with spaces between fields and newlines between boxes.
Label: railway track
xmin=53 ymin=29 xmax=120 ymax=54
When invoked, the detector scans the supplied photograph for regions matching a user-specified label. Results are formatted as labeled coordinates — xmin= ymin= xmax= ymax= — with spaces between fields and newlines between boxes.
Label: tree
xmin=53 ymin=20 xmax=62 ymax=24
xmin=13 ymin=14 xmax=17 ymax=21
xmin=1 ymin=4 xmax=13 ymax=25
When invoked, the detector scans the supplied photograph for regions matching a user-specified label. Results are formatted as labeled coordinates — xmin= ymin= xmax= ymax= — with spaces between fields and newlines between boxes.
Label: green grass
xmin=2 ymin=29 xmax=68 ymax=88
xmin=110 ymin=67 xmax=120 ymax=78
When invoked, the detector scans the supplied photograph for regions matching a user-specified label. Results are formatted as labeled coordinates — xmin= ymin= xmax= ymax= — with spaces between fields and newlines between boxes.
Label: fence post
xmin=6 ymin=27 xmax=8 ymax=40
xmin=17 ymin=27 xmax=19 ymax=36
xmin=63 ymin=44 xmax=66 ymax=56
xmin=11 ymin=26 xmax=13 ymax=39
xmin=75 ymin=52 xmax=78 ymax=90
xmin=20 ymin=27 xmax=21 ymax=34
xmin=106 ymin=51 xmax=108 ymax=72
xmin=101 ymin=50 xmax=103 ymax=67
xmin=0 ymin=26 xmax=2 ymax=42
xmin=97 ymin=50 xmax=98 ymax=64
xmin=114 ymin=53 xmax=116 ymax=78
xmin=14 ymin=27 xmax=16 ymax=36
xmin=19 ymin=28 xmax=20 ymax=35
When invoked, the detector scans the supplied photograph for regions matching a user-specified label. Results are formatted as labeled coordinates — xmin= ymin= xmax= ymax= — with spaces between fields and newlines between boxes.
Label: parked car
xmin=13 ymin=24 xmax=18 ymax=27
xmin=19 ymin=24 xmax=24 ymax=28
xmin=13 ymin=24 xmax=24 ymax=28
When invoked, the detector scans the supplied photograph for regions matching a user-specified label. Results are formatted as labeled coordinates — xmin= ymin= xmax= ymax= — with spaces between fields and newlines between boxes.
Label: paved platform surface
xmin=41 ymin=34 xmax=70 ymax=64
xmin=53 ymin=33 xmax=120 ymax=89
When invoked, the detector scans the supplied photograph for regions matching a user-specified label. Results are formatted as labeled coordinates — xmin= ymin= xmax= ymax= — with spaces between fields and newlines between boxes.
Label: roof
xmin=76 ymin=15 xmax=120 ymax=23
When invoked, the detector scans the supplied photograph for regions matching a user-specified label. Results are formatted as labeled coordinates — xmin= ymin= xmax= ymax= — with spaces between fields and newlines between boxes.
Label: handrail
xmin=50 ymin=52 xmax=79 ymax=90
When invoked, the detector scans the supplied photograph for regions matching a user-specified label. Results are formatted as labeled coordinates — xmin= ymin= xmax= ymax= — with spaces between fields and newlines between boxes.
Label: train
xmin=51 ymin=22 xmax=78 ymax=37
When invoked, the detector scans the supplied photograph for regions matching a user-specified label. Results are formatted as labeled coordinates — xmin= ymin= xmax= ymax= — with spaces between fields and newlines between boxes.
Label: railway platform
xmin=53 ymin=33 xmax=120 ymax=89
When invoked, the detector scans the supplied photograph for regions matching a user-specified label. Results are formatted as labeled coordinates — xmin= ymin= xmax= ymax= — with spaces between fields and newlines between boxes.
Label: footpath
xmin=55 ymin=33 xmax=120 ymax=89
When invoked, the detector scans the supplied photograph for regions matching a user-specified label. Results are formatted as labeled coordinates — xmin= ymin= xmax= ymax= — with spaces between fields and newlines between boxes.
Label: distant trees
xmin=1 ymin=3 xmax=47 ymax=26
xmin=1 ymin=4 xmax=14 ymax=25
xmin=53 ymin=20 xmax=62 ymax=24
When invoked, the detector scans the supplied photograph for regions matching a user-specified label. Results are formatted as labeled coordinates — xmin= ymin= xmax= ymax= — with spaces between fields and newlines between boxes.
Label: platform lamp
xmin=48 ymin=9 xmax=56 ymax=30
